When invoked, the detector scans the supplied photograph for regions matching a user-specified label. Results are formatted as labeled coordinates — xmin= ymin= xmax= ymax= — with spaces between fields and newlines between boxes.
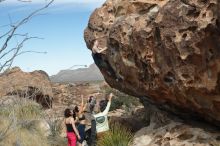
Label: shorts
xmin=78 ymin=124 xmax=86 ymax=144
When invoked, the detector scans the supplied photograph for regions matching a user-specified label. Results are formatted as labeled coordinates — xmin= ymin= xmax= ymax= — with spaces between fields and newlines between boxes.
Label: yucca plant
xmin=97 ymin=122 xmax=133 ymax=146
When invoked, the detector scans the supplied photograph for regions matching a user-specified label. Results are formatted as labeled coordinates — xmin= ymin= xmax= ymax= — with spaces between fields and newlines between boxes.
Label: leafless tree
xmin=0 ymin=0 xmax=54 ymax=73
xmin=0 ymin=0 xmax=54 ymax=143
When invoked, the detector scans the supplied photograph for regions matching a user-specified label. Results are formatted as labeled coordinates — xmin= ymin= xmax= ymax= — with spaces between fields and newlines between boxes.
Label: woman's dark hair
xmin=64 ymin=108 xmax=72 ymax=118
xmin=88 ymin=96 xmax=93 ymax=103
xmin=99 ymin=99 xmax=108 ymax=112
xmin=72 ymin=110 xmax=76 ymax=120
xmin=72 ymin=106 xmax=79 ymax=120
xmin=74 ymin=106 xmax=79 ymax=113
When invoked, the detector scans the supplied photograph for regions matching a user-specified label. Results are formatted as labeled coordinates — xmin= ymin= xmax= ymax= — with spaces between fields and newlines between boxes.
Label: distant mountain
xmin=50 ymin=64 xmax=104 ymax=83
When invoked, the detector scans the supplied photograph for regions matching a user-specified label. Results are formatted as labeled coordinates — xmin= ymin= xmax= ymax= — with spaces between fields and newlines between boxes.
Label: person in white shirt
xmin=94 ymin=93 xmax=113 ymax=133
xmin=85 ymin=93 xmax=113 ymax=145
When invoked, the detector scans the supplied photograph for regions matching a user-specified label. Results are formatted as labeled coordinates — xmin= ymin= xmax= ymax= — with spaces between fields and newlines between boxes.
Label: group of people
xmin=64 ymin=93 xmax=113 ymax=146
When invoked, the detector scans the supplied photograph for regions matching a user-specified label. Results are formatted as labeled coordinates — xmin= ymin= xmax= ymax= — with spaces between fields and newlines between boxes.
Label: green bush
xmin=97 ymin=123 xmax=133 ymax=146
xmin=110 ymin=97 xmax=124 ymax=111
xmin=102 ymin=86 xmax=141 ymax=111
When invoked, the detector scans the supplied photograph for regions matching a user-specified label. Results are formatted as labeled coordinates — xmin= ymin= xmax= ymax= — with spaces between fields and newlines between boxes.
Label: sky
xmin=0 ymin=0 xmax=105 ymax=75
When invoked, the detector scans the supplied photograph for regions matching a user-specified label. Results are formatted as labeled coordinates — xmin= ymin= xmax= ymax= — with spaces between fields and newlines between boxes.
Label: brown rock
xmin=84 ymin=0 xmax=220 ymax=125
xmin=0 ymin=67 xmax=53 ymax=108
xmin=132 ymin=106 xmax=220 ymax=146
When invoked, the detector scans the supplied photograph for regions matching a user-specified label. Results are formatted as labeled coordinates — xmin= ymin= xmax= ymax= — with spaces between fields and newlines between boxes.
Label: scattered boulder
xmin=132 ymin=106 xmax=220 ymax=146
xmin=0 ymin=67 xmax=53 ymax=108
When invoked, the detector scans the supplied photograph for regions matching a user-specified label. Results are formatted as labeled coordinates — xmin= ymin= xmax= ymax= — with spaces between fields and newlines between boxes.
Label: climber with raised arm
xmin=85 ymin=93 xmax=113 ymax=146
xmin=94 ymin=93 xmax=113 ymax=137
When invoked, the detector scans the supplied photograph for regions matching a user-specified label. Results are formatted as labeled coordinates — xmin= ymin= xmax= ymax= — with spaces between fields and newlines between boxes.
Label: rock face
xmin=108 ymin=104 xmax=220 ymax=146
xmin=0 ymin=67 xmax=53 ymax=108
xmin=132 ymin=105 xmax=220 ymax=146
xmin=84 ymin=0 xmax=220 ymax=125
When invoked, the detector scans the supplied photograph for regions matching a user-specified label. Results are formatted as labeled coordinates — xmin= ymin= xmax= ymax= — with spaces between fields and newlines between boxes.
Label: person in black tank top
xmin=64 ymin=108 xmax=80 ymax=146
xmin=66 ymin=123 xmax=75 ymax=132
xmin=74 ymin=95 xmax=88 ymax=146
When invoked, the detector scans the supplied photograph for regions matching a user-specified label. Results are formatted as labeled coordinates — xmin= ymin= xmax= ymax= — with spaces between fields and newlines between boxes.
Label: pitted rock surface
xmin=84 ymin=0 xmax=220 ymax=125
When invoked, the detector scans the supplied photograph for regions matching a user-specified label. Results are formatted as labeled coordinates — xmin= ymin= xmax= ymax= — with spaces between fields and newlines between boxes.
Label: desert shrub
xmin=110 ymin=97 xmax=124 ymax=111
xmin=97 ymin=122 xmax=133 ymax=146
xmin=0 ymin=99 xmax=43 ymax=120
xmin=47 ymin=119 xmax=67 ymax=146
xmin=102 ymin=86 xmax=141 ymax=111
xmin=0 ymin=99 xmax=48 ymax=146
xmin=48 ymin=135 xmax=67 ymax=146
xmin=0 ymin=119 xmax=49 ymax=146
xmin=0 ymin=125 xmax=48 ymax=146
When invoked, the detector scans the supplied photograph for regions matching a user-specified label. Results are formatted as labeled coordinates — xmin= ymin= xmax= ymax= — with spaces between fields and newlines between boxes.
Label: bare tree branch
xmin=17 ymin=50 xmax=47 ymax=56
xmin=0 ymin=0 xmax=54 ymax=53
xmin=0 ymin=37 xmax=30 ymax=72
xmin=0 ymin=0 xmax=54 ymax=73
xmin=0 ymin=35 xmax=44 ymax=61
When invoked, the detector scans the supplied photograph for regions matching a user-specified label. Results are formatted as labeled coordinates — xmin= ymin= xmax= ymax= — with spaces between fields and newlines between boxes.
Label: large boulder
xmin=84 ymin=0 xmax=220 ymax=125
xmin=0 ymin=67 xmax=53 ymax=108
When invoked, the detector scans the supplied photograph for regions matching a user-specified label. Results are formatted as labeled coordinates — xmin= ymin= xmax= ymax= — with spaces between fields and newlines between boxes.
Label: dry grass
xmin=0 ymin=125 xmax=48 ymax=146
xmin=0 ymin=98 xmax=70 ymax=146
xmin=0 ymin=99 xmax=49 ymax=146
xmin=47 ymin=119 xmax=67 ymax=146
xmin=0 ymin=99 xmax=43 ymax=120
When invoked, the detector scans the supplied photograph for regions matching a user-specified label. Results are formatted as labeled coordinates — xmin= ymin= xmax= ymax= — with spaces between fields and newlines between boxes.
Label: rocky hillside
xmin=0 ymin=68 xmax=219 ymax=146
xmin=0 ymin=67 xmax=53 ymax=108
xmin=50 ymin=63 xmax=104 ymax=83
xmin=84 ymin=0 xmax=220 ymax=126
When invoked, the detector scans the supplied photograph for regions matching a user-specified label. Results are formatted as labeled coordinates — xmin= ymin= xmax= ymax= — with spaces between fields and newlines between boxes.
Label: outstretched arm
xmin=96 ymin=47 xmax=107 ymax=53
xmin=102 ymin=93 xmax=113 ymax=115
xmin=79 ymin=95 xmax=88 ymax=114
xmin=82 ymin=102 xmax=87 ymax=111
xmin=79 ymin=95 xmax=84 ymax=114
